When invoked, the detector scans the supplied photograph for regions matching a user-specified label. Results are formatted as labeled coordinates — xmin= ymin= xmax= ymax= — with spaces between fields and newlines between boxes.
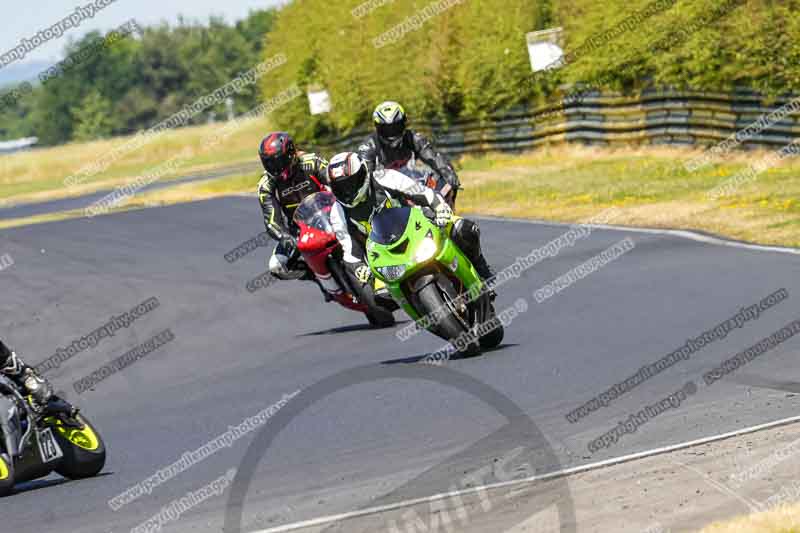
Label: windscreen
xmin=293 ymin=192 xmax=337 ymax=233
xmin=369 ymin=207 xmax=411 ymax=245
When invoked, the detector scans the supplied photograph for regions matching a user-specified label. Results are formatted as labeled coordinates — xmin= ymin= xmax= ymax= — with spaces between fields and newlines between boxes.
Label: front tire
xmin=52 ymin=415 xmax=106 ymax=480
xmin=0 ymin=453 xmax=14 ymax=497
xmin=417 ymin=283 xmax=480 ymax=357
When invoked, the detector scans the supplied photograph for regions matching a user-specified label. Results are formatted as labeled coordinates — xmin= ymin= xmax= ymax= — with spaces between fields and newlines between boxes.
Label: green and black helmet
xmin=373 ymin=101 xmax=407 ymax=148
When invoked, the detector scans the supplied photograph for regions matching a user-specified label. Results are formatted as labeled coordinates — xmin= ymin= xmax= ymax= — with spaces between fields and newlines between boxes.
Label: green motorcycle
xmin=367 ymin=205 xmax=504 ymax=357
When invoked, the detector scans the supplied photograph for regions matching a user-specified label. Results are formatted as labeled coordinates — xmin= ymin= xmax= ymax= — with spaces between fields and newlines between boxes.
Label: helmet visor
xmin=376 ymin=121 xmax=405 ymax=141
xmin=332 ymin=166 xmax=367 ymax=205
xmin=263 ymin=152 xmax=293 ymax=178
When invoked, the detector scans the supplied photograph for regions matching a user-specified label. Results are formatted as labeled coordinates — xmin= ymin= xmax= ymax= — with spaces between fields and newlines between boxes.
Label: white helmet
xmin=327 ymin=152 xmax=370 ymax=208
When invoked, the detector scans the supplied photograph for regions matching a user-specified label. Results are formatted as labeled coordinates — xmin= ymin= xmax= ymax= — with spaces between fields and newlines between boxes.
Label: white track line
xmin=474 ymin=215 xmax=800 ymax=256
xmin=251 ymin=415 xmax=800 ymax=533
xmin=247 ymin=214 xmax=797 ymax=532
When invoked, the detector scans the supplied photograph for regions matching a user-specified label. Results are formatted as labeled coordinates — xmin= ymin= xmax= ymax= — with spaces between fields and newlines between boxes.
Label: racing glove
xmin=2 ymin=351 xmax=53 ymax=412
xmin=433 ymin=199 xmax=453 ymax=227
xmin=354 ymin=263 xmax=373 ymax=285
xmin=0 ymin=345 xmax=23 ymax=376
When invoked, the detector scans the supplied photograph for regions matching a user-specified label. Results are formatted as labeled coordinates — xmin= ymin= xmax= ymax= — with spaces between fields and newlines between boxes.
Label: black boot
xmin=450 ymin=219 xmax=497 ymax=300
xmin=43 ymin=396 xmax=82 ymax=427
xmin=472 ymin=254 xmax=497 ymax=300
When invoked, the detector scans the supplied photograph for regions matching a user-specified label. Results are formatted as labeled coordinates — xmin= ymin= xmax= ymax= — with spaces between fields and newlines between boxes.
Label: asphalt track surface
xmin=1 ymin=196 xmax=799 ymax=532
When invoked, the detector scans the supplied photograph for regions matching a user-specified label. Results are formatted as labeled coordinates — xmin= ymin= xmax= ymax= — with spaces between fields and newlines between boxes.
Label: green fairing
xmin=367 ymin=207 xmax=483 ymax=323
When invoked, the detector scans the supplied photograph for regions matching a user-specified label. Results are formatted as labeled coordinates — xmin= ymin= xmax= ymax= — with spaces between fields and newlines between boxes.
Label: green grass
xmin=0 ymin=117 xmax=269 ymax=206
xmin=119 ymin=144 xmax=800 ymax=249
xmin=700 ymin=502 xmax=800 ymax=532
xmin=454 ymin=146 xmax=800 ymax=248
xmin=2 ymin=137 xmax=799 ymax=249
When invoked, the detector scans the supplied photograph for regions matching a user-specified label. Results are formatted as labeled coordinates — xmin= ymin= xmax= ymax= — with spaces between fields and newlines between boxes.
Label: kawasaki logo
xmin=281 ymin=182 xmax=309 ymax=197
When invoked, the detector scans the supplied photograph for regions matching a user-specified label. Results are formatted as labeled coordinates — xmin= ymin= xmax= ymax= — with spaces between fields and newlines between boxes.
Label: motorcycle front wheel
xmin=416 ymin=282 xmax=480 ymax=357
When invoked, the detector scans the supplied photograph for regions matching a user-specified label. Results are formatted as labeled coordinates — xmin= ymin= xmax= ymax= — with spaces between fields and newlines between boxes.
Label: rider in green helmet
xmin=358 ymin=101 xmax=460 ymax=207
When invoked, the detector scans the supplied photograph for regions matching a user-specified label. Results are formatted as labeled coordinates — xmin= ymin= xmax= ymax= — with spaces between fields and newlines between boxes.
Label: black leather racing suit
xmin=257 ymin=152 xmax=330 ymax=279
xmin=357 ymin=131 xmax=460 ymax=201
xmin=0 ymin=339 xmax=73 ymax=415
xmin=258 ymin=152 xmax=330 ymax=241
xmin=0 ymin=339 xmax=23 ymax=384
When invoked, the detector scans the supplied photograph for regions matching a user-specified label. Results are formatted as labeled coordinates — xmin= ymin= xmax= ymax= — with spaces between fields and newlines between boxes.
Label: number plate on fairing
xmin=37 ymin=428 xmax=63 ymax=463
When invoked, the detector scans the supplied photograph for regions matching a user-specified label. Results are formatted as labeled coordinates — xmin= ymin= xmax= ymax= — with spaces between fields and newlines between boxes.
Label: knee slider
xmin=269 ymin=253 xmax=287 ymax=274
xmin=452 ymin=218 xmax=481 ymax=256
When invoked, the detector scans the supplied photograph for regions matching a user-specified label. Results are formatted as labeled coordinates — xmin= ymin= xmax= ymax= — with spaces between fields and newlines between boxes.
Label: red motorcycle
xmin=293 ymin=191 xmax=396 ymax=327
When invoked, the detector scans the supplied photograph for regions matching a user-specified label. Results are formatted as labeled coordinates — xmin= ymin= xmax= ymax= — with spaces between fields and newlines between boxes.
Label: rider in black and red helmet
xmin=256 ymin=132 xmax=330 ymax=281
xmin=258 ymin=132 xmax=297 ymax=182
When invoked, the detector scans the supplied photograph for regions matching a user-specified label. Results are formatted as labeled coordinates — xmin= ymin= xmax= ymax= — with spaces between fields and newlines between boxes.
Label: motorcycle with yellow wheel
xmin=0 ymin=374 xmax=106 ymax=496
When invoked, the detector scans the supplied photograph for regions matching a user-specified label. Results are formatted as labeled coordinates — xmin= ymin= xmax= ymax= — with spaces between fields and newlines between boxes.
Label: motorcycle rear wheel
xmin=332 ymin=260 xmax=396 ymax=328
xmin=365 ymin=308 xmax=396 ymax=328
xmin=51 ymin=415 xmax=106 ymax=480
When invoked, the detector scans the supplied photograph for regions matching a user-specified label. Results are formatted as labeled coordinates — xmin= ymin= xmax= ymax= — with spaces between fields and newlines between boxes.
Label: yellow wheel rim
xmin=0 ymin=456 xmax=9 ymax=480
xmin=47 ymin=416 xmax=101 ymax=451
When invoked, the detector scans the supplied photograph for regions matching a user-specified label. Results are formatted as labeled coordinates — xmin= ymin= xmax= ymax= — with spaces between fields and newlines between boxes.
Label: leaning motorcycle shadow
xmin=298 ymin=320 xmax=412 ymax=337
xmin=381 ymin=343 xmax=519 ymax=365
xmin=11 ymin=472 xmax=113 ymax=498
xmin=8 ymin=477 xmax=68 ymax=497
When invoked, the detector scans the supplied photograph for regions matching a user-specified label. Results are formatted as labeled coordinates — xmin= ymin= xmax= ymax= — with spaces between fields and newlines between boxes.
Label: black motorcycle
xmin=0 ymin=375 xmax=106 ymax=496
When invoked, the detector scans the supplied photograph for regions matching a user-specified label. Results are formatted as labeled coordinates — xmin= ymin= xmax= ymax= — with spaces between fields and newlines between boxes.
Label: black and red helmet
xmin=259 ymin=132 xmax=297 ymax=180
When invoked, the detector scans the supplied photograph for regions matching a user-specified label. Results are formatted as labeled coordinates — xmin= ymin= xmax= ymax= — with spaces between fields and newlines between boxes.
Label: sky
xmin=0 ymin=0 xmax=286 ymax=67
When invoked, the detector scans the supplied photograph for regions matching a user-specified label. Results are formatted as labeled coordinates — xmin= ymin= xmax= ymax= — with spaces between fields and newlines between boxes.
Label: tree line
xmin=4 ymin=0 xmax=799 ymax=147
xmin=0 ymin=10 xmax=275 ymax=146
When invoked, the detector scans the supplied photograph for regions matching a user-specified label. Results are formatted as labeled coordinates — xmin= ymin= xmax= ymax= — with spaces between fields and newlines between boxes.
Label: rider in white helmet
xmin=327 ymin=152 xmax=494 ymax=290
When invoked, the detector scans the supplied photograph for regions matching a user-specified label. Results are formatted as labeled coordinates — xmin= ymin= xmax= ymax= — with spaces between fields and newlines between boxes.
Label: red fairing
xmin=296 ymin=221 xmax=337 ymax=273
xmin=295 ymin=221 xmax=368 ymax=312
